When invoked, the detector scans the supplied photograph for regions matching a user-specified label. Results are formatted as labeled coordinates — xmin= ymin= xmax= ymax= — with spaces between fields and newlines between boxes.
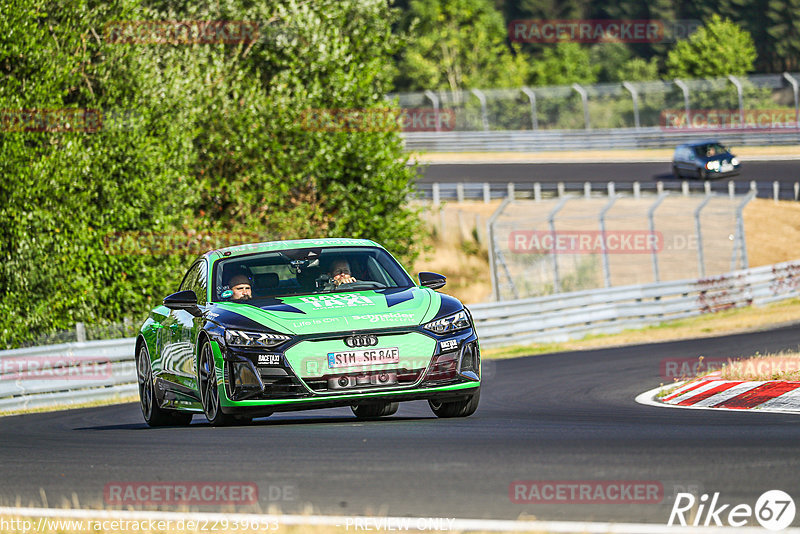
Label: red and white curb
xmin=636 ymin=372 xmax=800 ymax=414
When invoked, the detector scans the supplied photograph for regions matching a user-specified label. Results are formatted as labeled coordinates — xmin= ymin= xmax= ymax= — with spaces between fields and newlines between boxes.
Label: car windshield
xmin=212 ymin=246 xmax=414 ymax=302
xmin=694 ymin=143 xmax=727 ymax=157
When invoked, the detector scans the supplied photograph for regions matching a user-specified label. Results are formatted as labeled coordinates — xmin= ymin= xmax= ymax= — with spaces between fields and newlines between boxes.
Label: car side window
xmin=179 ymin=261 xmax=207 ymax=305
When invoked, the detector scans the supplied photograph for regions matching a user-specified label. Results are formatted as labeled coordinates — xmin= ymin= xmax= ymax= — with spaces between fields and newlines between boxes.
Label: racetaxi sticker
xmin=440 ymin=339 xmax=458 ymax=351
xmin=257 ymin=354 xmax=282 ymax=366
xmin=299 ymin=294 xmax=375 ymax=308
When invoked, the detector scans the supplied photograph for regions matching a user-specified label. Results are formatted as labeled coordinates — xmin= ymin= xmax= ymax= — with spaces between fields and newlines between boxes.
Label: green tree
xmin=666 ymin=14 xmax=757 ymax=78
xmin=395 ymin=0 xmax=529 ymax=91
xmin=529 ymin=41 xmax=597 ymax=86
xmin=0 ymin=0 xmax=423 ymax=348
xmin=616 ymin=57 xmax=660 ymax=81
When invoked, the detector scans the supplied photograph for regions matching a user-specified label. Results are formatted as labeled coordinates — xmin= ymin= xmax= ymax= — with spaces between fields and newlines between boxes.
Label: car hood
xmin=213 ymin=287 xmax=441 ymax=335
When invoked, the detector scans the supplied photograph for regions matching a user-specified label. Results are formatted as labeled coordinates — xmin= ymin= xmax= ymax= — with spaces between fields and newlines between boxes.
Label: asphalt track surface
xmin=3 ymin=325 xmax=800 ymax=525
xmin=418 ymin=160 xmax=799 ymax=184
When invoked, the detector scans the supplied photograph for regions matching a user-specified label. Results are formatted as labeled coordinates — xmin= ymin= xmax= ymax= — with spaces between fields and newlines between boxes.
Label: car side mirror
xmin=163 ymin=290 xmax=202 ymax=316
xmin=418 ymin=271 xmax=446 ymax=290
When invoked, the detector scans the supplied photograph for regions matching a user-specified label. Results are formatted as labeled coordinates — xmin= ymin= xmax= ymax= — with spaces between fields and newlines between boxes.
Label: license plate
xmin=327 ymin=347 xmax=400 ymax=369
xmin=721 ymin=163 xmax=734 ymax=172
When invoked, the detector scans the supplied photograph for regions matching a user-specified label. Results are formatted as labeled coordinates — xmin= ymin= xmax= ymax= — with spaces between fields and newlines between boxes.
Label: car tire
xmin=199 ymin=341 xmax=236 ymax=427
xmin=672 ymin=165 xmax=680 ymax=178
xmin=428 ymin=388 xmax=480 ymax=418
xmin=351 ymin=402 xmax=399 ymax=419
xmin=137 ymin=343 xmax=193 ymax=427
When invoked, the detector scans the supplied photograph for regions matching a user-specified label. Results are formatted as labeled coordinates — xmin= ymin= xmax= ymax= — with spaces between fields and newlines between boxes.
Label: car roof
xmin=204 ymin=237 xmax=381 ymax=260
xmin=677 ymin=139 xmax=725 ymax=148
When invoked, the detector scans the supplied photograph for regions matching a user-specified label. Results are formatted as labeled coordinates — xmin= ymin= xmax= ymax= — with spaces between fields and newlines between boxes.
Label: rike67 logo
xmin=669 ymin=490 xmax=795 ymax=531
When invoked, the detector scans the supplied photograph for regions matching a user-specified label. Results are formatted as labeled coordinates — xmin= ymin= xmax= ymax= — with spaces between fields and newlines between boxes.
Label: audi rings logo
xmin=345 ymin=334 xmax=378 ymax=348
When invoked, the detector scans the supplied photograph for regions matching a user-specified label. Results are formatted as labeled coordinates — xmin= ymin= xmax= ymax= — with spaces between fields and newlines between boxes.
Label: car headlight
xmin=705 ymin=160 xmax=720 ymax=171
xmin=731 ymin=157 xmax=739 ymax=165
xmin=224 ymin=329 xmax=292 ymax=348
xmin=423 ymin=310 xmax=471 ymax=335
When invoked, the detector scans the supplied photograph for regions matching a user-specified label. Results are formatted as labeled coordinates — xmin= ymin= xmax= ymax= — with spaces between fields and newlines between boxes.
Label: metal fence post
xmin=423 ymin=90 xmax=441 ymax=132
xmin=432 ymin=183 xmax=440 ymax=205
xmin=674 ymin=79 xmax=691 ymax=128
xmin=633 ymin=181 xmax=641 ymax=199
xmin=521 ymin=87 xmax=538 ymax=130
xmin=456 ymin=183 xmax=464 ymax=203
xmin=607 ymin=181 xmax=615 ymax=196
xmin=648 ymin=193 xmax=668 ymax=282
xmin=584 ymin=182 xmax=592 ymax=198
xmin=483 ymin=182 xmax=491 ymax=203
xmin=548 ymin=197 xmax=570 ymax=293
xmin=557 ymin=182 xmax=565 ymax=197
xmin=731 ymin=191 xmax=756 ymax=271
xmin=774 ymin=181 xmax=780 ymax=202
xmin=694 ymin=193 xmax=713 ymax=278
xmin=783 ymin=72 xmax=799 ymax=128
xmin=572 ymin=83 xmax=591 ymax=130
xmin=728 ymin=180 xmax=735 ymax=199
xmin=76 ymin=322 xmax=86 ymax=343
xmin=599 ymin=195 xmax=618 ymax=287
xmin=622 ymin=81 xmax=641 ymax=129
xmin=728 ymin=75 xmax=745 ymax=127
xmin=507 ymin=182 xmax=515 ymax=199
xmin=487 ymin=198 xmax=513 ymax=301
xmin=471 ymin=88 xmax=489 ymax=131
xmin=682 ymin=181 xmax=689 ymax=196
xmin=657 ymin=181 xmax=664 ymax=194
xmin=534 ymin=183 xmax=542 ymax=201
xmin=795 ymin=182 xmax=799 ymax=201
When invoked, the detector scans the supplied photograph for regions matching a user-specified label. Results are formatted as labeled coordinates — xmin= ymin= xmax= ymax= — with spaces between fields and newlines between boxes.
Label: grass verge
xmin=0 ymin=395 xmax=138 ymax=418
xmin=719 ymin=351 xmax=800 ymax=381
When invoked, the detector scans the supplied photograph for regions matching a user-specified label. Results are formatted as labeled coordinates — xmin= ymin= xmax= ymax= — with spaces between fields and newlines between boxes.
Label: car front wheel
xmin=199 ymin=342 xmax=235 ymax=426
xmin=428 ymin=388 xmax=480 ymax=418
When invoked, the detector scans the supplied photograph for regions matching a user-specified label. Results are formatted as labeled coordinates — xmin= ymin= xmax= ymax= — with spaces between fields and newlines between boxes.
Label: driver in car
xmin=226 ymin=274 xmax=252 ymax=301
xmin=328 ymin=258 xmax=357 ymax=287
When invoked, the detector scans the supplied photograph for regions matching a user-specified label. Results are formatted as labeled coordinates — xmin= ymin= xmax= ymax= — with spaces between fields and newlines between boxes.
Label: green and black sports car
xmin=136 ymin=238 xmax=481 ymax=426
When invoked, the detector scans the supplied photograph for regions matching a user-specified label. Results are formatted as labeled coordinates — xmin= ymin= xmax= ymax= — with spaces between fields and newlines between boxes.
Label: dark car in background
xmin=672 ymin=140 xmax=740 ymax=179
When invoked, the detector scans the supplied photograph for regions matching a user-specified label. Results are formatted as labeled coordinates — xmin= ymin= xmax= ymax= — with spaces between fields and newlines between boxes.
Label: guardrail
xmin=470 ymin=260 xmax=800 ymax=347
xmin=0 ymin=338 xmax=137 ymax=413
xmin=2 ymin=259 xmax=799 ymax=412
xmin=402 ymin=128 xmax=800 ymax=152
xmin=419 ymin=180 xmax=800 ymax=202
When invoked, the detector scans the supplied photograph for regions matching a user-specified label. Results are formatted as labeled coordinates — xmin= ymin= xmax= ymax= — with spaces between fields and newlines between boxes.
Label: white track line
xmin=0 ymin=506 xmax=794 ymax=534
